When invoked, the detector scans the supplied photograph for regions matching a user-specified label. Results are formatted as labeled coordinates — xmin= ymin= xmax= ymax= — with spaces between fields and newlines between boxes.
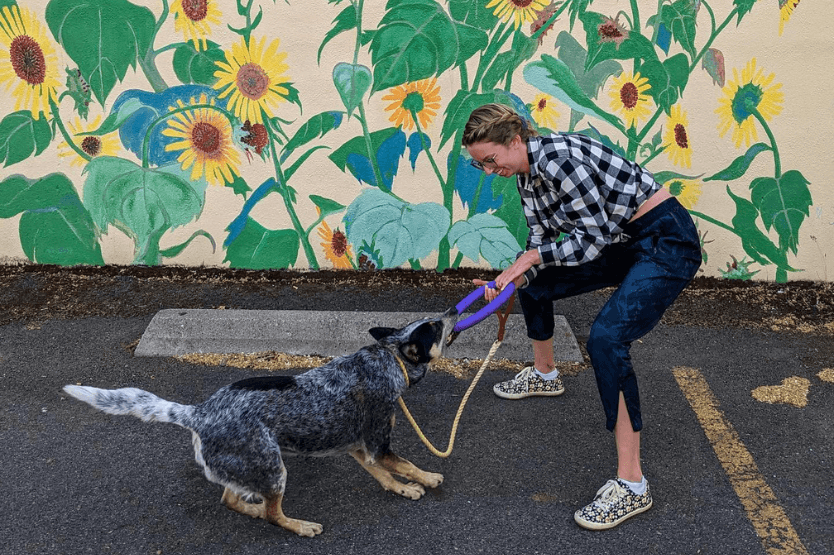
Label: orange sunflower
xmin=382 ymin=78 xmax=441 ymax=131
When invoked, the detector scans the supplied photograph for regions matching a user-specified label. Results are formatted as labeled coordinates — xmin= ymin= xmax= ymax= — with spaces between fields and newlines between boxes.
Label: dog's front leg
xmin=221 ymin=487 xmax=323 ymax=537
xmin=349 ymin=448 xmax=427 ymax=500
xmin=377 ymin=452 xmax=444 ymax=489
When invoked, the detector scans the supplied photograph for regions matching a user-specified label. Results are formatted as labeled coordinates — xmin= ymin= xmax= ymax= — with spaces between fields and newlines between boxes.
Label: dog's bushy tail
xmin=63 ymin=385 xmax=194 ymax=429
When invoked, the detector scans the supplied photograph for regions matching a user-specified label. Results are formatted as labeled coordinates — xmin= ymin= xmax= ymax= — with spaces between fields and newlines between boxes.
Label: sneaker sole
xmin=493 ymin=387 xmax=565 ymax=400
xmin=573 ymin=499 xmax=653 ymax=530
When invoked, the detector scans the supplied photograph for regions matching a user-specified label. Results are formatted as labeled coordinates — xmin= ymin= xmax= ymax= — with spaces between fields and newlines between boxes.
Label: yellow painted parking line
xmin=672 ymin=367 xmax=809 ymax=555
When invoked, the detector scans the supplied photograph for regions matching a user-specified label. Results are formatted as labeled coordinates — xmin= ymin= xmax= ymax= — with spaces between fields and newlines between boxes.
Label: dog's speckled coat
xmin=64 ymin=309 xmax=457 ymax=536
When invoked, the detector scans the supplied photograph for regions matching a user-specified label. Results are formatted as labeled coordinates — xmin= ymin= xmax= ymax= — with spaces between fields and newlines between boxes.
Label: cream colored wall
xmin=1 ymin=0 xmax=829 ymax=282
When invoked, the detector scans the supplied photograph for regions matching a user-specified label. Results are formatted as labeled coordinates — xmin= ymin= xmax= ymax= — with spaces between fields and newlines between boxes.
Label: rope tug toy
xmin=398 ymin=281 xmax=516 ymax=458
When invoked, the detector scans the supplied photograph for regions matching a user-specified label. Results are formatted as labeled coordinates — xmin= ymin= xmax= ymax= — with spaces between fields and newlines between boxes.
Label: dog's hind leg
xmin=349 ymin=448 xmax=427 ymax=500
xmin=221 ymin=487 xmax=265 ymax=519
xmin=377 ymin=452 xmax=444 ymax=489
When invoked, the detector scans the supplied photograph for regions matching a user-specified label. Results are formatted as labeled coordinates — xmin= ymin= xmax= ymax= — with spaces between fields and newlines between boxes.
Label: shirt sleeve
xmin=520 ymin=157 xmax=614 ymax=287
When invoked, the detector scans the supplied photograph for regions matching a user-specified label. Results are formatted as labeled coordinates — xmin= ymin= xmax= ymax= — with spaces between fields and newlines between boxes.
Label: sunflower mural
xmin=0 ymin=0 xmax=821 ymax=288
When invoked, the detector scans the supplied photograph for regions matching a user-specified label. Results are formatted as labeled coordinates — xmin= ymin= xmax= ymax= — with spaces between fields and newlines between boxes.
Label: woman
xmin=462 ymin=103 xmax=701 ymax=530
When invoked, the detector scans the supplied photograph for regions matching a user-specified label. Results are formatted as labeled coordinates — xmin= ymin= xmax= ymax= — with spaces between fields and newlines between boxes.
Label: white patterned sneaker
xmin=574 ymin=478 xmax=652 ymax=530
xmin=492 ymin=366 xmax=565 ymax=400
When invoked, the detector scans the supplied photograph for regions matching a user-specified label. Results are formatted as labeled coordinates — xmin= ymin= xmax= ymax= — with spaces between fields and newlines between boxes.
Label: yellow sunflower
xmin=486 ymin=0 xmax=550 ymax=30
xmin=0 ymin=6 xmax=60 ymax=119
xmin=382 ymin=78 xmax=441 ymax=131
xmin=213 ymin=36 xmax=291 ymax=125
xmin=609 ymin=71 xmax=652 ymax=129
xmin=779 ymin=0 xmax=800 ymax=36
xmin=170 ymin=0 xmax=222 ymax=51
xmin=57 ymin=115 xmax=121 ymax=167
xmin=663 ymin=104 xmax=692 ymax=169
xmin=317 ymin=219 xmax=353 ymax=269
xmin=530 ymin=93 xmax=560 ymax=130
xmin=664 ymin=178 xmax=702 ymax=209
xmin=716 ymin=58 xmax=783 ymax=149
xmin=162 ymin=94 xmax=241 ymax=186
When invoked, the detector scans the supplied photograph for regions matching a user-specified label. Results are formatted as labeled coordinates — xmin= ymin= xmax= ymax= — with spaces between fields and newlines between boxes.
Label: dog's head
xmin=368 ymin=307 xmax=458 ymax=385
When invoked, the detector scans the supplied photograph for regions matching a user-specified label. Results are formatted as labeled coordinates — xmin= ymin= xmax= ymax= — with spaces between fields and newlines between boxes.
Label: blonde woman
xmin=462 ymin=103 xmax=701 ymax=530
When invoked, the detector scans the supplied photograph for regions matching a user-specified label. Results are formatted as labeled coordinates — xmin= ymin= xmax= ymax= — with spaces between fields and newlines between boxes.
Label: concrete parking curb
xmin=134 ymin=309 xmax=583 ymax=362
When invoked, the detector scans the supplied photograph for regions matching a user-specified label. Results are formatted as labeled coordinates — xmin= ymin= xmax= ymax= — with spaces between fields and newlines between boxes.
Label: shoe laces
xmin=512 ymin=367 xmax=536 ymax=390
xmin=592 ymin=479 xmax=626 ymax=509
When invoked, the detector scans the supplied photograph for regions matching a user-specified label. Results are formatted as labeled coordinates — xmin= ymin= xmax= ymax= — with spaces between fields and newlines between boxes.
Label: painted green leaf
xmin=524 ymin=54 xmax=621 ymax=129
xmin=640 ymin=54 xmax=689 ymax=114
xmin=0 ymin=111 xmax=52 ymax=167
xmin=554 ymin=31 xmax=622 ymax=100
xmin=333 ymin=63 xmax=372 ymax=119
xmin=224 ymin=218 xmax=299 ymax=269
xmin=726 ymin=186 xmax=790 ymax=270
xmin=318 ymin=4 xmax=357 ymax=63
xmin=0 ymin=1 xmax=18 ymax=8
xmin=283 ymin=112 xmax=345 ymax=161
xmin=172 ymin=41 xmax=226 ymax=86
xmin=580 ymin=11 xmax=657 ymax=70
xmin=652 ymin=170 xmax=703 ymax=184
xmin=46 ymin=0 xmax=156 ymax=105
xmin=490 ymin=175 xmax=528 ymax=249
xmin=82 ymin=157 xmax=205 ymax=263
xmin=160 ymin=230 xmax=216 ymax=259
xmin=702 ymin=48 xmax=725 ymax=87
xmin=447 ymin=213 xmax=521 ymax=269
xmin=329 ymin=127 xmax=404 ymax=191
xmin=309 ymin=195 xmax=345 ymax=218
xmin=343 ymin=188 xmax=450 ymax=268
xmin=649 ymin=0 xmax=697 ymax=59
xmin=705 ymin=143 xmax=770 ymax=182
xmin=448 ymin=0 xmax=496 ymax=30
xmin=0 ymin=173 xmax=103 ymax=265
xmin=750 ymin=170 xmax=812 ymax=255
xmin=369 ymin=0 xmax=487 ymax=92
xmin=734 ymin=0 xmax=757 ymax=23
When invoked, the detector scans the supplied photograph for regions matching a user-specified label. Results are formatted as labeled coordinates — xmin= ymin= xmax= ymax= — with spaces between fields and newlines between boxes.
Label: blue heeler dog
xmin=63 ymin=309 xmax=458 ymax=537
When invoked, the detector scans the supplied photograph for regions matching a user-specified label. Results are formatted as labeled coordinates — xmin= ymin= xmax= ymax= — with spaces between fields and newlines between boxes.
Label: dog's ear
xmin=369 ymin=326 xmax=398 ymax=341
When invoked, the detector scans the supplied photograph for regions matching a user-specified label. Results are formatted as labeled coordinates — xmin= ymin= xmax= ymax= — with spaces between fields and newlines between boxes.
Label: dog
xmin=63 ymin=308 xmax=458 ymax=537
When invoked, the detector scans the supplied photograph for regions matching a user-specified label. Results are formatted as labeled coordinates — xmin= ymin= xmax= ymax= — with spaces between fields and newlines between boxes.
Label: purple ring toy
xmin=452 ymin=281 xmax=516 ymax=333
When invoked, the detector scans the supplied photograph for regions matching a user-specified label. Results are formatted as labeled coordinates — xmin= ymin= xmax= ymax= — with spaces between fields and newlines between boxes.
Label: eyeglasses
xmin=470 ymin=155 xmax=498 ymax=171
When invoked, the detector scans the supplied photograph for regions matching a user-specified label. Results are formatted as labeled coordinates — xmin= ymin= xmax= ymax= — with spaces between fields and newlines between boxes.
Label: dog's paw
xmin=284 ymin=518 xmax=324 ymax=537
xmin=420 ymin=472 xmax=444 ymax=489
xmin=398 ymin=482 xmax=426 ymax=500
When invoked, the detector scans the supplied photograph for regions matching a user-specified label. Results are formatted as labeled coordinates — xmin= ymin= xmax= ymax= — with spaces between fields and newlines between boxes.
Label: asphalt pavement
xmin=1 ymin=275 xmax=832 ymax=555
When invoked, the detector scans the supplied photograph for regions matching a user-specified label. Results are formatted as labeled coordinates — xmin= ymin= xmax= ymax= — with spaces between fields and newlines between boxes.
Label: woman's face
xmin=466 ymin=135 xmax=529 ymax=178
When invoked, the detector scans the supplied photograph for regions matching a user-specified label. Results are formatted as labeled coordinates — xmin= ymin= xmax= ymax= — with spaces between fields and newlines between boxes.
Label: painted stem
xmin=50 ymin=98 xmax=91 ymax=163
xmin=750 ymin=107 xmax=781 ymax=178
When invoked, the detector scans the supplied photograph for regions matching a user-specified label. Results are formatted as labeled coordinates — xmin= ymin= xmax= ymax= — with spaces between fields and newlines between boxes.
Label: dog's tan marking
xmin=349 ymin=448 xmax=443 ymax=498
xmin=221 ymin=487 xmax=323 ymax=537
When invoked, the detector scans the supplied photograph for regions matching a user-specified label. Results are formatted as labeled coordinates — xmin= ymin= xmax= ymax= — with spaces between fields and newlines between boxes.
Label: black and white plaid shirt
xmin=517 ymin=133 xmax=661 ymax=286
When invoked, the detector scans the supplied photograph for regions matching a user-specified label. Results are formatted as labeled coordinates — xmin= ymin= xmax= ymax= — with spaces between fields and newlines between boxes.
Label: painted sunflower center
xmin=537 ymin=98 xmax=548 ymax=111
xmin=331 ymin=230 xmax=348 ymax=258
xmin=81 ymin=136 xmax=102 ymax=157
xmin=241 ymin=120 xmax=268 ymax=154
xmin=511 ymin=0 xmax=533 ymax=7
xmin=731 ymin=83 xmax=763 ymax=124
xmin=10 ymin=35 xmax=46 ymax=86
xmin=191 ymin=121 xmax=222 ymax=156
xmin=401 ymin=91 xmax=425 ymax=114
xmin=182 ymin=0 xmax=208 ymax=22
xmin=236 ymin=63 xmax=270 ymax=101
xmin=599 ymin=20 xmax=624 ymax=40
xmin=674 ymin=123 xmax=689 ymax=149
xmin=668 ymin=180 xmax=685 ymax=197
xmin=620 ymin=82 xmax=639 ymax=109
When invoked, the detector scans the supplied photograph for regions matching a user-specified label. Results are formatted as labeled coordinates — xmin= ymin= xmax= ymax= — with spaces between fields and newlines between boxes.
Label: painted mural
xmin=0 ymin=0 xmax=817 ymax=283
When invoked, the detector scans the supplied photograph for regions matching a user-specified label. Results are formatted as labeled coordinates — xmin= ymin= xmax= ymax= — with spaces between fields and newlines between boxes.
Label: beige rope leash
xmin=396 ymin=295 xmax=515 ymax=458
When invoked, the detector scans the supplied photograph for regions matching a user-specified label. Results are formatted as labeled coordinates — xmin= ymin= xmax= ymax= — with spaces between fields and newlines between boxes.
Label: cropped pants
xmin=518 ymin=198 xmax=702 ymax=432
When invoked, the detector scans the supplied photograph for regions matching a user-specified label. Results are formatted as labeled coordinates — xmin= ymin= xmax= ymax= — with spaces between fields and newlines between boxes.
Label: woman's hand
xmin=473 ymin=249 xmax=541 ymax=301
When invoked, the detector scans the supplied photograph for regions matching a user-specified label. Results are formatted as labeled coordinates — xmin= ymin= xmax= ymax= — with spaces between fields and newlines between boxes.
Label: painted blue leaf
xmin=407 ymin=132 xmax=431 ymax=170
xmin=225 ymin=179 xmax=279 ymax=246
xmin=111 ymin=84 xmax=221 ymax=166
xmin=450 ymin=152 xmax=503 ymax=213
xmin=342 ymin=129 xmax=406 ymax=191
xmin=656 ymin=23 xmax=672 ymax=54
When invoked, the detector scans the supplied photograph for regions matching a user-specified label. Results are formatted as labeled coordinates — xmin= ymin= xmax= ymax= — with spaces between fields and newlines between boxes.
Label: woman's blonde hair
xmin=462 ymin=103 xmax=538 ymax=147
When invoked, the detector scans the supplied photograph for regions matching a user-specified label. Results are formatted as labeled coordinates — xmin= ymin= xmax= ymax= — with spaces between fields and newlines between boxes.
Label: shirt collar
xmin=524 ymin=135 xmax=545 ymax=183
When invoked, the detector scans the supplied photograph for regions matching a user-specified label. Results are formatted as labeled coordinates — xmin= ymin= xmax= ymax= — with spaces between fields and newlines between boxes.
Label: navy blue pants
xmin=518 ymin=198 xmax=702 ymax=432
